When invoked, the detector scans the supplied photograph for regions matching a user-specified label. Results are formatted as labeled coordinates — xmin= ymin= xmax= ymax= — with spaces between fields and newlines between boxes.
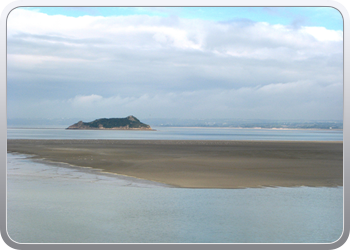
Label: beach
xmin=7 ymin=139 xmax=343 ymax=189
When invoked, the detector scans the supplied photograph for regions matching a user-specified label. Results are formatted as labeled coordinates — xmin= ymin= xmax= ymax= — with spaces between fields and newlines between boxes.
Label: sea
xmin=6 ymin=127 xmax=344 ymax=243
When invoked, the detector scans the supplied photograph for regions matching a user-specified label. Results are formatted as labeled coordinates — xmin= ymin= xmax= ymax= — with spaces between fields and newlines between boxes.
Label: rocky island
xmin=66 ymin=115 xmax=152 ymax=130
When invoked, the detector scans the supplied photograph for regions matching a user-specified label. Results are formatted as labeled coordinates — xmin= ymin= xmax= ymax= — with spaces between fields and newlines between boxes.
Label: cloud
xmin=300 ymin=26 xmax=343 ymax=42
xmin=6 ymin=8 xmax=343 ymax=121
xmin=68 ymin=94 xmax=104 ymax=106
xmin=7 ymin=80 xmax=343 ymax=120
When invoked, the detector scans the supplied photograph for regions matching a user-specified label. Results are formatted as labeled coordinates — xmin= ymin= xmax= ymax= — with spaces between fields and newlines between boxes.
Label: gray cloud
xmin=7 ymin=9 xmax=343 ymax=121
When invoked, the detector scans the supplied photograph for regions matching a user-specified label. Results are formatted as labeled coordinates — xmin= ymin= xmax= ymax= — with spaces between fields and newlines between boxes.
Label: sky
xmin=7 ymin=7 xmax=344 ymax=121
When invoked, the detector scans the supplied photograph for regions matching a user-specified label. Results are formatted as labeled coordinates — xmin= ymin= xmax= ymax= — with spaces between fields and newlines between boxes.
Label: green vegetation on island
xmin=66 ymin=115 xmax=152 ymax=130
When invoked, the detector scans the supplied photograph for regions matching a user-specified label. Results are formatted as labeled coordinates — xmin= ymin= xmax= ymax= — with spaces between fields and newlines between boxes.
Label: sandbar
xmin=7 ymin=139 xmax=343 ymax=188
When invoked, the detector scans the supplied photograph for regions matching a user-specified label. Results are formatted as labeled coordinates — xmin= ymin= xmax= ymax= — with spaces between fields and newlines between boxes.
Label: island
xmin=66 ymin=115 xmax=153 ymax=130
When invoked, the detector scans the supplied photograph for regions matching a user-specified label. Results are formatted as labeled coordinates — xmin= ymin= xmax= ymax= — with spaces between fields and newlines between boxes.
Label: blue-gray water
xmin=6 ymin=128 xmax=344 ymax=243
xmin=7 ymin=127 xmax=343 ymax=140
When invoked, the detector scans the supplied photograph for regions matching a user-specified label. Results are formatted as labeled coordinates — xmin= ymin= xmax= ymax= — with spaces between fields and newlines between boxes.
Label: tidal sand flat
xmin=7 ymin=139 xmax=343 ymax=188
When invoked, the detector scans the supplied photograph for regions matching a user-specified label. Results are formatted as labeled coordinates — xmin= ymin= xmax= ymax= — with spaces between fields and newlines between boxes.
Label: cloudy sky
xmin=7 ymin=7 xmax=343 ymax=121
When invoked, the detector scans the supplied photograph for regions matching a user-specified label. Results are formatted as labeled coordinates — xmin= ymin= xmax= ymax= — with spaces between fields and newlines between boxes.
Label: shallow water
xmin=7 ymin=127 xmax=343 ymax=141
xmin=7 ymin=153 xmax=343 ymax=243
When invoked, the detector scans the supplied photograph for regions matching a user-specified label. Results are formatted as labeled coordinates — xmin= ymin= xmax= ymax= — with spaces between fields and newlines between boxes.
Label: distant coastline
xmin=152 ymin=126 xmax=342 ymax=131
xmin=7 ymin=118 xmax=343 ymax=130
xmin=7 ymin=126 xmax=342 ymax=131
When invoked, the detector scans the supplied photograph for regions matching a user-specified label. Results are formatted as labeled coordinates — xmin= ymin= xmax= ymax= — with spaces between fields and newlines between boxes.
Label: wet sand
xmin=7 ymin=139 xmax=343 ymax=188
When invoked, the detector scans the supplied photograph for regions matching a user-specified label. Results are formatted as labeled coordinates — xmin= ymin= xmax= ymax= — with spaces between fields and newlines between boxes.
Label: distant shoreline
xmin=153 ymin=126 xmax=343 ymax=131
xmin=7 ymin=126 xmax=343 ymax=131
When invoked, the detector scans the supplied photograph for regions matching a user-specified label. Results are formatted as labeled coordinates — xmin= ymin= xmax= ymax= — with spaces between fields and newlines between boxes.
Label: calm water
xmin=6 ymin=153 xmax=343 ymax=244
xmin=6 ymin=128 xmax=344 ymax=243
xmin=7 ymin=127 xmax=343 ymax=141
